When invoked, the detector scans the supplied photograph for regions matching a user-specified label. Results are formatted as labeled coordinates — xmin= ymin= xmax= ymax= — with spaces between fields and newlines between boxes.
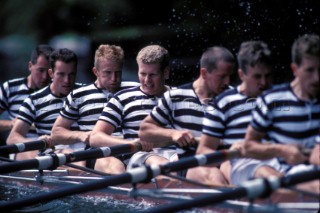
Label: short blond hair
xmin=94 ymin=44 xmax=124 ymax=68
xmin=136 ymin=45 xmax=169 ymax=70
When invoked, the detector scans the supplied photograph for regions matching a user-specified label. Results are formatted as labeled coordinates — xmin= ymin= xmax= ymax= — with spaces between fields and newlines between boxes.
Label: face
xmin=49 ymin=60 xmax=77 ymax=96
xmin=29 ymin=55 xmax=50 ymax=89
xmin=93 ymin=59 xmax=122 ymax=92
xmin=239 ymin=64 xmax=273 ymax=97
xmin=204 ymin=60 xmax=234 ymax=96
xmin=138 ymin=62 xmax=168 ymax=96
xmin=292 ymin=55 xmax=320 ymax=98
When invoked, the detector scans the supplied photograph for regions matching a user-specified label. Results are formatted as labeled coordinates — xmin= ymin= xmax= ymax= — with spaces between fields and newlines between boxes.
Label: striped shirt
xmin=202 ymin=86 xmax=255 ymax=144
xmin=60 ymin=81 xmax=140 ymax=133
xmin=18 ymin=84 xmax=81 ymax=136
xmin=99 ymin=86 xmax=163 ymax=139
xmin=150 ymin=83 xmax=210 ymax=138
xmin=251 ymin=83 xmax=320 ymax=148
xmin=0 ymin=77 xmax=38 ymax=137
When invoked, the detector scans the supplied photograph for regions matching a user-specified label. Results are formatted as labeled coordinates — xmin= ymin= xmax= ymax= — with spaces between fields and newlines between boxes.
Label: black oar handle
xmin=0 ymin=140 xmax=47 ymax=155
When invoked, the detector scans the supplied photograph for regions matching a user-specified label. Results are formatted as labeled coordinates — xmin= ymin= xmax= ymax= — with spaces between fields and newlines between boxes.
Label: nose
xmin=110 ymin=72 xmax=117 ymax=81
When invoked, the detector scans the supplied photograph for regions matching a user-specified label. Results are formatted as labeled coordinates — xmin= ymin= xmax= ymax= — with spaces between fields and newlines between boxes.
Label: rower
xmin=243 ymin=34 xmax=320 ymax=193
xmin=90 ymin=45 xmax=174 ymax=174
xmin=6 ymin=48 xmax=80 ymax=160
xmin=190 ymin=41 xmax=274 ymax=186
xmin=139 ymin=46 xmax=236 ymax=180
xmin=0 ymin=45 xmax=54 ymax=158
xmin=51 ymin=44 xmax=139 ymax=170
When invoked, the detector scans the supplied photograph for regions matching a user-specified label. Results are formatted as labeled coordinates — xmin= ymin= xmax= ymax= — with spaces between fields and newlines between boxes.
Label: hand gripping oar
xmin=0 ymin=149 xmax=240 ymax=210
xmin=0 ymin=140 xmax=181 ymax=174
xmin=145 ymin=167 xmax=320 ymax=213
xmin=0 ymin=142 xmax=145 ymax=174
xmin=0 ymin=140 xmax=48 ymax=155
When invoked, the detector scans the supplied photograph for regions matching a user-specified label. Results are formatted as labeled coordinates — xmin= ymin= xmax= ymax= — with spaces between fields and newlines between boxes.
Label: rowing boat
xmin=0 ymin=141 xmax=319 ymax=212
xmin=0 ymin=163 xmax=319 ymax=212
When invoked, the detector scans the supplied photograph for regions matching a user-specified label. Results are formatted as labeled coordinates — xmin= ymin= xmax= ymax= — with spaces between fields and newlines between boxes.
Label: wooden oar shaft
xmin=147 ymin=168 xmax=320 ymax=213
xmin=0 ymin=140 xmax=46 ymax=155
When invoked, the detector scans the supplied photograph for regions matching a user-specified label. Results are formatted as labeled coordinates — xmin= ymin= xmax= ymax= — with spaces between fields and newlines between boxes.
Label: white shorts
xmin=230 ymin=158 xmax=281 ymax=185
xmin=127 ymin=148 xmax=178 ymax=170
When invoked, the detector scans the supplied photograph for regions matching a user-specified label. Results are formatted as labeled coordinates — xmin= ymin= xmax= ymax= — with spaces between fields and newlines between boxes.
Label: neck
xmin=27 ymin=75 xmax=36 ymax=89
xmin=193 ymin=78 xmax=215 ymax=103
xmin=291 ymin=79 xmax=314 ymax=101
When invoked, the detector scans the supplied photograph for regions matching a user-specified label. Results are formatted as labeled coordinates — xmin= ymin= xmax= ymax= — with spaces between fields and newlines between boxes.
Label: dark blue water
xmin=0 ymin=184 xmax=155 ymax=213
xmin=0 ymin=184 xmax=214 ymax=213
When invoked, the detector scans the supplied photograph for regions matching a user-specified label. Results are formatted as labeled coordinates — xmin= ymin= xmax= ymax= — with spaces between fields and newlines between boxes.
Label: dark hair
xmin=237 ymin=41 xmax=272 ymax=74
xmin=30 ymin=44 xmax=54 ymax=65
xmin=200 ymin=46 xmax=235 ymax=72
xmin=292 ymin=34 xmax=320 ymax=66
xmin=50 ymin=48 xmax=78 ymax=71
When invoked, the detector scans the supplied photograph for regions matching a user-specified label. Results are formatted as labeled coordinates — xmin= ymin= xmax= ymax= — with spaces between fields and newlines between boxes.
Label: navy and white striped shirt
xmin=60 ymin=81 xmax=140 ymax=133
xmin=0 ymin=77 xmax=38 ymax=137
xmin=251 ymin=83 xmax=320 ymax=148
xmin=150 ymin=83 xmax=209 ymax=137
xmin=202 ymin=86 xmax=255 ymax=144
xmin=18 ymin=84 xmax=81 ymax=136
xmin=99 ymin=86 xmax=163 ymax=139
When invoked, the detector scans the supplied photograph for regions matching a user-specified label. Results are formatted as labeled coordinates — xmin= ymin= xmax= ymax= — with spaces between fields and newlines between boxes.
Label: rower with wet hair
xmin=89 ymin=45 xmax=175 ymax=174
xmin=6 ymin=48 xmax=80 ymax=160
xmin=139 ymin=46 xmax=235 ymax=180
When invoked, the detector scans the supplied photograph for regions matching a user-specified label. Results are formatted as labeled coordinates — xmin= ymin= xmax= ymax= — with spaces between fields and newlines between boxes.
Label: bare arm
xmin=244 ymin=125 xmax=308 ymax=164
xmin=309 ymin=144 xmax=320 ymax=165
xmin=6 ymin=119 xmax=32 ymax=145
xmin=51 ymin=115 xmax=90 ymax=146
xmin=90 ymin=120 xmax=132 ymax=147
xmin=139 ymin=115 xmax=197 ymax=147
xmin=196 ymin=134 xmax=220 ymax=154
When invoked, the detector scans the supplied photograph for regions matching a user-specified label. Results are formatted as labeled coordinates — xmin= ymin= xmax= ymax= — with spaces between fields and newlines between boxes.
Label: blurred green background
xmin=0 ymin=0 xmax=319 ymax=86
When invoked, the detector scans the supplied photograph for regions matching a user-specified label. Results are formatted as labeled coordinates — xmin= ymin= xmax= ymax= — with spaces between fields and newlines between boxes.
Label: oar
xmin=146 ymin=168 xmax=320 ymax=213
xmin=0 ymin=140 xmax=47 ymax=155
xmin=0 ymin=142 xmax=146 ymax=174
xmin=0 ymin=149 xmax=240 ymax=210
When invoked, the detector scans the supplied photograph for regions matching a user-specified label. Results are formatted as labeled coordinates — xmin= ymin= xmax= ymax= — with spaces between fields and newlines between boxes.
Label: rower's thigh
xmin=220 ymin=160 xmax=231 ymax=183
xmin=95 ymin=157 xmax=125 ymax=174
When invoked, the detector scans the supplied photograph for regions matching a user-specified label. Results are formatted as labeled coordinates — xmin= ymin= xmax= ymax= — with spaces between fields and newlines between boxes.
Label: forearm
xmin=51 ymin=126 xmax=90 ymax=145
xmin=139 ymin=122 xmax=177 ymax=143
xmin=90 ymin=131 xmax=129 ymax=147
xmin=244 ymin=140 xmax=286 ymax=159
xmin=7 ymin=132 xmax=29 ymax=145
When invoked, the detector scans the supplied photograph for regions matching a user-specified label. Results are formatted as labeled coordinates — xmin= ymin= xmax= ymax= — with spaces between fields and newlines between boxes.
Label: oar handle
xmin=0 ymin=140 xmax=47 ymax=155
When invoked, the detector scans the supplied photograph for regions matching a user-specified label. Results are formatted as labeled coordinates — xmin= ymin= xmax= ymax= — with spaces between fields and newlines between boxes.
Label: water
xmin=0 ymin=184 xmax=154 ymax=213
xmin=0 ymin=184 xmax=216 ymax=213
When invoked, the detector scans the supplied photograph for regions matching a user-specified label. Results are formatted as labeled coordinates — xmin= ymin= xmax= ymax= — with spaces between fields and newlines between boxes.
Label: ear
xmin=163 ymin=66 xmax=170 ymax=80
xmin=238 ymin=69 xmax=245 ymax=81
xmin=28 ymin=61 xmax=32 ymax=72
xmin=290 ymin=63 xmax=298 ymax=77
xmin=93 ymin=67 xmax=98 ymax=77
xmin=48 ymin=69 xmax=54 ymax=79
xmin=200 ymin=68 xmax=207 ymax=79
